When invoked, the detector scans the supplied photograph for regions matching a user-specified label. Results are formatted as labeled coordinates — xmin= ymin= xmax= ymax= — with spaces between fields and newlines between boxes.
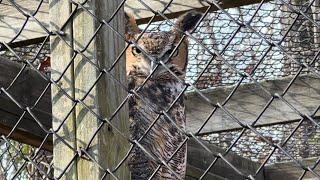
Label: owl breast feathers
xmin=125 ymin=11 xmax=202 ymax=180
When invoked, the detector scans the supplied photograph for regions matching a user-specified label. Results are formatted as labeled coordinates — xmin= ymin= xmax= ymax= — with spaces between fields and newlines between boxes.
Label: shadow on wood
xmin=186 ymin=138 xmax=264 ymax=179
xmin=1 ymin=57 xmax=319 ymax=149
xmin=0 ymin=0 xmax=266 ymax=43
xmin=0 ymin=57 xmax=319 ymax=178
xmin=186 ymin=75 xmax=320 ymax=134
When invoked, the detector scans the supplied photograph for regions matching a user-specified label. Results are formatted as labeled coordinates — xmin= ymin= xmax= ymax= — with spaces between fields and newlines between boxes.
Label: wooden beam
xmin=264 ymin=157 xmax=320 ymax=180
xmin=186 ymin=75 xmax=320 ymax=134
xmin=50 ymin=0 xmax=76 ymax=179
xmin=0 ymin=36 xmax=48 ymax=51
xmin=186 ymin=165 xmax=226 ymax=180
xmin=0 ymin=57 xmax=52 ymax=149
xmin=0 ymin=57 xmax=319 ymax=148
xmin=0 ymin=0 xmax=265 ymax=43
xmin=0 ymin=123 xmax=52 ymax=151
xmin=72 ymin=0 xmax=129 ymax=179
xmin=125 ymin=0 xmax=268 ymax=24
xmin=186 ymin=138 xmax=264 ymax=179
xmin=0 ymin=0 xmax=49 ymax=43
xmin=1 ymin=56 xmax=319 ymax=178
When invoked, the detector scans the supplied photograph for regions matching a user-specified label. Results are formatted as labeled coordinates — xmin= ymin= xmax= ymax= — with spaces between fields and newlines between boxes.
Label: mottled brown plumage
xmin=125 ymin=11 xmax=202 ymax=180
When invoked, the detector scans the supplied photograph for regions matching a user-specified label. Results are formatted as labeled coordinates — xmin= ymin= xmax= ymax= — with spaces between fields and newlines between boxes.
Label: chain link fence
xmin=0 ymin=0 xmax=319 ymax=179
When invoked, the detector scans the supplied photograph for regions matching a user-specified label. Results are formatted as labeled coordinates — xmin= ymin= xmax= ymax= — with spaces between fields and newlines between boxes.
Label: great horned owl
xmin=125 ymin=11 xmax=202 ymax=179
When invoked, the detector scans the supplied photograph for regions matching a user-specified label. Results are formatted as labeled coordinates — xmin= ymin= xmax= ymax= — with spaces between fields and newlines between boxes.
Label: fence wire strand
xmin=0 ymin=0 xmax=319 ymax=179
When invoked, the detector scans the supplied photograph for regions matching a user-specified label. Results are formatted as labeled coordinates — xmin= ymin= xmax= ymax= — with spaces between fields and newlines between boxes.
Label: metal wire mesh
xmin=145 ymin=0 xmax=320 ymax=89
xmin=202 ymin=120 xmax=320 ymax=163
xmin=0 ymin=0 xmax=319 ymax=179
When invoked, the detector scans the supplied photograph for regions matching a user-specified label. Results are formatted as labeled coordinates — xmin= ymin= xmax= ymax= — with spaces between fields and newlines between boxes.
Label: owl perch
xmin=125 ymin=11 xmax=202 ymax=179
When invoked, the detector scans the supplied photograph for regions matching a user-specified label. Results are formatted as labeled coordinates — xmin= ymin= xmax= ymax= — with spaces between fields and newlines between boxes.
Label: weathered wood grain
xmin=0 ymin=0 xmax=265 ymax=43
xmin=72 ymin=0 xmax=129 ymax=179
xmin=1 ymin=56 xmax=319 ymax=178
xmin=0 ymin=57 xmax=52 ymax=150
xmin=1 ymin=56 xmax=319 ymax=147
xmin=265 ymin=157 xmax=320 ymax=180
xmin=125 ymin=0 xmax=268 ymax=24
xmin=186 ymin=138 xmax=264 ymax=179
xmin=0 ymin=0 xmax=49 ymax=43
xmin=50 ymin=0 xmax=76 ymax=179
xmin=186 ymin=75 xmax=320 ymax=134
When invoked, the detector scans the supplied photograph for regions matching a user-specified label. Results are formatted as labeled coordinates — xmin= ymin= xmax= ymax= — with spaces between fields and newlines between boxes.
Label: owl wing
xmin=128 ymin=80 xmax=187 ymax=180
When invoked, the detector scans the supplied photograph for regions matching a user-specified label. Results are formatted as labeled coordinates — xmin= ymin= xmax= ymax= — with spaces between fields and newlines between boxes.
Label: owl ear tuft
xmin=174 ymin=11 xmax=202 ymax=33
xmin=125 ymin=12 xmax=139 ymax=39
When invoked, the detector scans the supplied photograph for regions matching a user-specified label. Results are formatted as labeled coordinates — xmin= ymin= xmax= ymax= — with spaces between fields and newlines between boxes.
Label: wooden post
xmin=51 ymin=0 xmax=129 ymax=179
xmin=94 ymin=2 xmax=130 ymax=179
xmin=50 ymin=0 xmax=77 ymax=179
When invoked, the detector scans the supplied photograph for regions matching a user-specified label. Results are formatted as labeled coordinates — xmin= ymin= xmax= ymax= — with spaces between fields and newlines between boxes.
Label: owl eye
xmin=166 ymin=47 xmax=179 ymax=58
xmin=132 ymin=46 xmax=142 ymax=56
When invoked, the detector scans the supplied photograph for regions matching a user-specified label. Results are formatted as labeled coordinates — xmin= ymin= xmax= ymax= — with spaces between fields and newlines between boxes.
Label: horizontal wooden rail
xmin=186 ymin=75 xmax=320 ymax=134
xmin=1 ymin=57 xmax=319 ymax=150
xmin=0 ymin=0 xmax=266 ymax=44
xmin=0 ymin=57 xmax=52 ymax=150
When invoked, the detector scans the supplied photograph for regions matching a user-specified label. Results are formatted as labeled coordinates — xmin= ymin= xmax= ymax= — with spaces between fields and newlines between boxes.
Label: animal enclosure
xmin=0 ymin=0 xmax=319 ymax=179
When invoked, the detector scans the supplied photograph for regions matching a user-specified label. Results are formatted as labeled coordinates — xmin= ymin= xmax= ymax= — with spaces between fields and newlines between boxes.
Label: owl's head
xmin=125 ymin=11 xmax=202 ymax=79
